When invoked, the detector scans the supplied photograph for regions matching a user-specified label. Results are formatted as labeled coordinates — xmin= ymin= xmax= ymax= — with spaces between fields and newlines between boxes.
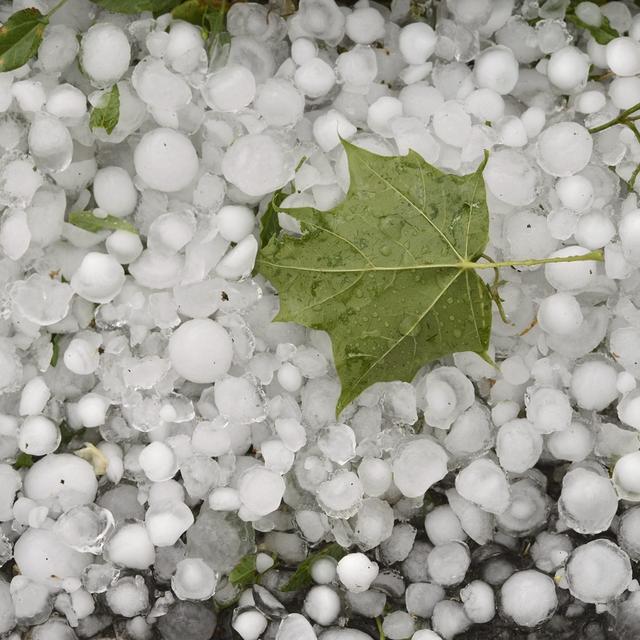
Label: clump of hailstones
xmin=1 ymin=0 xmax=640 ymax=639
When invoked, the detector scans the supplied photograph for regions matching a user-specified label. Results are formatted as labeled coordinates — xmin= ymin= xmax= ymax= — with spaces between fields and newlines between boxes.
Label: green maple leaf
xmin=89 ymin=85 xmax=120 ymax=135
xmin=257 ymin=142 xmax=494 ymax=414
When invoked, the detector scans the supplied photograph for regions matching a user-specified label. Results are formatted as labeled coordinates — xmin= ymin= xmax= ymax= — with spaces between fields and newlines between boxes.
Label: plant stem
xmin=375 ymin=617 xmax=386 ymax=640
xmin=588 ymin=102 xmax=640 ymax=134
xmin=47 ymin=0 xmax=69 ymax=17
xmin=468 ymin=249 xmax=603 ymax=271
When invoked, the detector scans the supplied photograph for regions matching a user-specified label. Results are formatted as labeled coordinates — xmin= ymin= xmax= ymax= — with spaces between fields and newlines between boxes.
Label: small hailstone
xmin=313 ymin=110 xmax=357 ymax=152
xmin=358 ymin=457 xmax=392 ymax=498
xmin=367 ymin=97 xmax=404 ymax=138
xmin=565 ymin=539 xmax=632 ymax=603
xmin=275 ymin=418 xmax=307 ymax=452
xmin=311 ymin=557 xmax=337 ymax=584
xmin=454 ymin=458 xmax=510 ymax=515
xmin=398 ymin=23 xmax=437 ymax=65
xmin=383 ymin=611 xmax=416 ymax=640
xmin=106 ymin=576 xmax=148 ymax=617
xmin=606 ymin=36 xmax=640 ymax=76
xmin=460 ymin=580 xmax=495 ymax=624
xmin=613 ymin=451 xmax=640 ymax=500
xmin=232 ymin=609 xmax=268 ymax=640
xmin=544 ymin=246 xmax=598 ymax=291
xmin=80 ymin=24 xmax=131 ymax=87
xmin=555 ymin=175 xmax=594 ymax=212
xmin=345 ymin=7 xmax=385 ymax=44
xmin=547 ymin=420 xmax=595 ymax=462
xmin=337 ymin=553 xmax=379 ymax=593
xmin=238 ymin=466 xmax=285 ymax=517
xmin=222 ymin=134 xmax=294 ymax=197
xmin=558 ymin=467 xmax=618 ymax=534
xmin=536 ymin=122 xmax=593 ymax=178
xmin=216 ymin=205 xmax=255 ymax=243
xmin=28 ymin=113 xmax=73 ymax=173
xmin=424 ymin=505 xmax=466 ymax=546
xmin=138 ymin=442 xmax=178 ymax=483
xmin=202 ymin=65 xmax=256 ymax=112
xmin=474 ymin=46 xmax=519 ymax=95
xmin=105 ymin=523 xmax=155 ymax=570
xmin=63 ymin=337 xmax=100 ymax=375
xmin=134 ymin=128 xmax=199 ymax=193
xmin=317 ymin=423 xmax=356 ymax=465
xmin=525 ymin=386 xmax=572 ymax=433
xmin=294 ymin=57 xmax=336 ymax=98
xmin=303 ymin=585 xmax=341 ymax=626
xmin=496 ymin=419 xmax=543 ymax=473
xmin=316 ymin=471 xmax=363 ymax=519
xmin=19 ymin=376 xmax=50 ymax=416
xmin=76 ymin=393 xmax=110 ymax=428
xmin=168 ymin=319 xmax=233 ymax=383
xmin=105 ymin=230 xmax=143 ymax=264
xmin=570 ymin=359 xmax=618 ymax=410
xmin=546 ymin=46 xmax=590 ymax=92
xmin=500 ymin=571 xmax=557 ymax=627
xmin=172 ymin=558 xmax=217 ymax=601
xmin=427 ymin=541 xmax=471 ymax=586
xmin=392 ymin=439 xmax=448 ymax=498
xmin=92 ymin=167 xmax=137 ymax=218
xmin=18 ymin=415 xmax=60 ymax=456
xmin=71 ymin=252 xmax=125 ymax=304
xmin=46 ymin=84 xmax=86 ymax=120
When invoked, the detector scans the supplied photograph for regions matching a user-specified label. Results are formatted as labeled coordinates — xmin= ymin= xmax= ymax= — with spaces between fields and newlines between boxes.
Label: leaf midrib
xmin=256 ymin=259 xmax=474 ymax=272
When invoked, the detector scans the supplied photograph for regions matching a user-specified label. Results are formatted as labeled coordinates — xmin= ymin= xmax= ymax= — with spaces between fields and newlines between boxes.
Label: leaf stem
xmin=375 ymin=617 xmax=386 ymax=640
xmin=588 ymin=102 xmax=640 ymax=134
xmin=467 ymin=249 xmax=603 ymax=271
xmin=47 ymin=0 xmax=69 ymax=17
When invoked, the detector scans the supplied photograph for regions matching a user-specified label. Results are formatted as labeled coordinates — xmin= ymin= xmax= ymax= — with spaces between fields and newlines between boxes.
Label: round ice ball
xmin=92 ymin=166 xmax=137 ymax=218
xmin=134 ymin=128 xmax=199 ymax=193
xmin=23 ymin=453 xmax=98 ymax=512
xmin=168 ymin=319 xmax=233 ymax=383
xmin=14 ymin=527 xmax=91 ymax=580
xmin=80 ymin=23 xmax=131 ymax=88
xmin=202 ymin=64 xmax=256 ymax=111
xmin=70 ymin=252 xmax=125 ymax=304
xmin=222 ymin=133 xmax=293 ymax=197
xmin=536 ymin=122 xmax=593 ymax=177
xmin=500 ymin=570 xmax=557 ymax=627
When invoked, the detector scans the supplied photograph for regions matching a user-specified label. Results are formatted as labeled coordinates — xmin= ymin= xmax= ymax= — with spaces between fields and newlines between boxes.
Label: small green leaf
xmin=13 ymin=452 xmax=34 ymax=469
xmin=281 ymin=543 xmax=347 ymax=592
xmin=172 ymin=0 xmax=208 ymax=25
xmin=69 ymin=210 xmax=137 ymax=234
xmin=229 ymin=553 xmax=259 ymax=589
xmin=89 ymin=84 xmax=120 ymax=135
xmin=260 ymin=189 xmax=288 ymax=248
xmin=565 ymin=12 xmax=619 ymax=44
xmin=0 ymin=8 xmax=48 ymax=73
xmin=50 ymin=334 xmax=61 ymax=367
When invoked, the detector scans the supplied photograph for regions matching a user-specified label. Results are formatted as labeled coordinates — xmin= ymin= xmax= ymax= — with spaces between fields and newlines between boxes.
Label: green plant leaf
xmin=50 ymin=333 xmax=61 ymax=367
xmin=92 ymin=0 xmax=181 ymax=15
xmin=92 ymin=0 xmax=152 ymax=13
xmin=0 ymin=8 xmax=48 ymax=73
xmin=13 ymin=452 xmax=33 ymax=469
xmin=257 ymin=141 xmax=493 ymax=414
xmin=89 ymin=84 xmax=120 ymax=135
xmin=229 ymin=553 xmax=259 ymax=590
xmin=281 ymin=543 xmax=347 ymax=592
xmin=69 ymin=210 xmax=137 ymax=234
xmin=565 ymin=12 xmax=619 ymax=44
xmin=260 ymin=189 xmax=288 ymax=248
